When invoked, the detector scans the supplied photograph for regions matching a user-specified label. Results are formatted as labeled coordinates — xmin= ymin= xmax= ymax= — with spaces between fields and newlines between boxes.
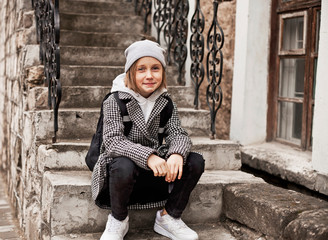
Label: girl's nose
xmin=146 ymin=69 xmax=152 ymax=78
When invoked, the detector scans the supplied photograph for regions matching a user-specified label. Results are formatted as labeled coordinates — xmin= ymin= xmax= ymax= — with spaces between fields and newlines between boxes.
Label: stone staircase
xmin=28 ymin=0 xmax=328 ymax=240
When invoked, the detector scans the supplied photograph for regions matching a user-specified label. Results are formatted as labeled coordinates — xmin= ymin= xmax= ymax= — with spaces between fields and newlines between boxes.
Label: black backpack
xmin=85 ymin=91 xmax=174 ymax=171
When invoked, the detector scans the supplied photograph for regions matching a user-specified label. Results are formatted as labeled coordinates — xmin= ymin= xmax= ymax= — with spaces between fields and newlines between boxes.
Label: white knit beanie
xmin=124 ymin=40 xmax=166 ymax=72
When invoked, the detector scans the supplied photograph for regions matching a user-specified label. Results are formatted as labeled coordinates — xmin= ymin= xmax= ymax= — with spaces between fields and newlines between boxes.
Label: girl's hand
xmin=166 ymin=154 xmax=183 ymax=182
xmin=147 ymin=154 xmax=170 ymax=178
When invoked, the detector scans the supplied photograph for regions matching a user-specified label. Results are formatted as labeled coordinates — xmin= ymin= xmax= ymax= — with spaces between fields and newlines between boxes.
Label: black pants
xmin=109 ymin=152 xmax=205 ymax=221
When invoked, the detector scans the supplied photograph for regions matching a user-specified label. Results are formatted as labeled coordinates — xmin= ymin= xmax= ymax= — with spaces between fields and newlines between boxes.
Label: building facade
xmin=0 ymin=0 xmax=327 ymax=238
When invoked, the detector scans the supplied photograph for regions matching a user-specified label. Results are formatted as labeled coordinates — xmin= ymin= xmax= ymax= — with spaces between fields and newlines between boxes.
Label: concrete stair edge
xmin=41 ymin=170 xmax=264 ymax=237
xmin=26 ymin=108 xmax=210 ymax=141
xmin=27 ymin=86 xmax=197 ymax=110
xmin=37 ymin=138 xmax=241 ymax=171
xmin=59 ymin=0 xmax=135 ymax=16
xmin=51 ymin=222 xmax=237 ymax=240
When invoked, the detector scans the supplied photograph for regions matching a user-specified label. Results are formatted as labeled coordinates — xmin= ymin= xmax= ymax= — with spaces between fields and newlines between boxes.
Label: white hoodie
xmin=110 ymin=73 xmax=167 ymax=123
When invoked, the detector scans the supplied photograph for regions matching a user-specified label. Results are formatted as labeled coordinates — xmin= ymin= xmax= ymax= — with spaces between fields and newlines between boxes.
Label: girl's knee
xmin=110 ymin=157 xmax=136 ymax=179
xmin=187 ymin=152 xmax=205 ymax=176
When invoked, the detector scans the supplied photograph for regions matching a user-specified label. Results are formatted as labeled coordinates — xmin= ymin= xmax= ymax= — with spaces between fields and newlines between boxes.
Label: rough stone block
xmin=192 ymin=138 xmax=241 ymax=170
xmin=25 ymin=87 xmax=47 ymax=111
xmin=25 ymin=65 xmax=44 ymax=87
xmin=24 ymin=45 xmax=40 ymax=67
xmin=283 ymin=209 xmax=328 ymax=240
xmin=23 ymin=11 xmax=34 ymax=28
xmin=18 ymin=0 xmax=33 ymax=11
xmin=223 ymin=183 xmax=328 ymax=238
xmin=38 ymin=144 xmax=89 ymax=171
xmin=315 ymin=173 xmax=328 ymax=196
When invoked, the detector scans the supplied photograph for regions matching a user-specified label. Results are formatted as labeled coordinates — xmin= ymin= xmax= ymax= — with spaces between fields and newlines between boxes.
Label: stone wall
xmin=199 ymin=0 xmax=236 ymax=139
xmin=0 ymin=0 xmax=44 ymax=239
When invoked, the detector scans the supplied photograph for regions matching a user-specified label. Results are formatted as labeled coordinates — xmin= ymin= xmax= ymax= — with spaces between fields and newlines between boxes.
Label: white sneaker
xmin=100 ymin=214 xmax=129 ymax=240
xmin=154 ymin=210 xmax=199 ymax=240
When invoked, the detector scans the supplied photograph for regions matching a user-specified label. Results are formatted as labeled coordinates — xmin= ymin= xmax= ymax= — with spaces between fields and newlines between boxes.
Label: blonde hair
xmin=125 ymin=60 xmax=167 ymax=92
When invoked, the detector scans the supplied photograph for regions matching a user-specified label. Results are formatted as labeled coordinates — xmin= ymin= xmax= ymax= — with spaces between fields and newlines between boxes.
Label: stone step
xmin=60 ymin=13 xmax=144 ymax=33
xmin=59 ymin=65 xmax=181 ymax=87
xmin=61 ymin=65 xmax=123 ymax=86
xmin=64 ymin=0 xmax=128 ymax=3
xmin=28 ymin=108 xmax=210 ymax=142
xmin=60 ymin=30 xmax=143 ymax=47
xmin=52 ymin=222 xmax=237 ymax=240
xmin=41 ymin=170 xmax=264 ymax=238
xmin=28 ymin=86 xmax=195 ymax=110
xmin=60 ymin=46 xmax=125 ymax=66
xmin=37 ymin=137 xmax=241 ymax=171
xmin=60 ymin=0 xmax=135 ymax=15
xmin=223 ymin=183 xmax=328 ymax=239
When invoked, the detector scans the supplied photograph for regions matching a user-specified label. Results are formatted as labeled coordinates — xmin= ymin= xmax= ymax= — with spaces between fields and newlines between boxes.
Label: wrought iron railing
xmin=32 ymin=0 xmax=61 ymax=143
xmin=135 ymin=0 xmax=152 ymax=33
xmin=190 ymin=0 xmax=205 ymax=110
xmin=137 ymin=0 xmax=189 ymax=85
xmin=205 ymin=0 xmax=224 ymax=139
xmin=137 ymin=0 xmax=224 ymax=138
xmin=31 ymin=0 xmax=224 ymax=141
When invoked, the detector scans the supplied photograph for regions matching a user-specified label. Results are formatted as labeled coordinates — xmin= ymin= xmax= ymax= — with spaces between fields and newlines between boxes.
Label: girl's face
xmin=135 ymin=57 xmax=163 ymax=98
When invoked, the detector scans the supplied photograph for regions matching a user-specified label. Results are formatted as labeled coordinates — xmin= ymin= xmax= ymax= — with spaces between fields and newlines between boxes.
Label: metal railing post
xmin=206 ymin=0 xmax=224 ymax=139
xmin=32 ymin=0 xmax=62 ymax=143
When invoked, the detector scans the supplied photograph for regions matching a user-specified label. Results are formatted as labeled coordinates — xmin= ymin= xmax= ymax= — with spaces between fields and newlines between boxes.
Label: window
xmin=267 ymin=0 xmax=321 ymax=150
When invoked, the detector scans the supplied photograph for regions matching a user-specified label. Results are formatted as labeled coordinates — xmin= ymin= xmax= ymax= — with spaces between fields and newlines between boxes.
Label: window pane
xmin=277 ymin=101 xmax=303 ymax=144
xmin=282 ymin=16 xmax=304 ymax=51
xmin=279 ymin=58 xmax=305 ymax=98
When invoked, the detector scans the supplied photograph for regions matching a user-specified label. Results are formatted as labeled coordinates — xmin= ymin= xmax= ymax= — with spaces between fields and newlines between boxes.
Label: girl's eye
xmin=152 ymin=66 xmax=160 ymax=70
xmin=137 ymin=67 xmax=145 ymax=71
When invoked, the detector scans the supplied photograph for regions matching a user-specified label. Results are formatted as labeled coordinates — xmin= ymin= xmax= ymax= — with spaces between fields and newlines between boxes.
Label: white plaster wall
xmin=312 ymin=0 xmax=328 ymax=174
xmin=230 ymin=0 xmax=271 ymax=145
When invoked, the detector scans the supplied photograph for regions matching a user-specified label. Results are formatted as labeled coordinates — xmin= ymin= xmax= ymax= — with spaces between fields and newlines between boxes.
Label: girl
xmin=91 ymin=40 xmax=205 ymax=240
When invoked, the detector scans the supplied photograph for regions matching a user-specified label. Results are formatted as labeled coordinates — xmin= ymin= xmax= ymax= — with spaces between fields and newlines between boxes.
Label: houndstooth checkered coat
xmin=91 ymin=91 xmax=192 ymax=209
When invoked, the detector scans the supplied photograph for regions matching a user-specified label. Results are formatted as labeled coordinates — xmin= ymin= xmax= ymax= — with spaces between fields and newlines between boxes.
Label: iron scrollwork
xmin=135 ymin=0 xmax=152 ymax=33
xmin=190 ymin=0 xmax=205 ymax=109
xmin=206 ymin=0 xmax=224 ymax=139
xmin=32 ymin=0 xmax=61 ymax=143
xmin=163 ymin=0 xmax=175 ymax=65
xmin=153 ymin=0 xmax=166 ymax=43
xmin=173 ymin=0 xmax=189 ymax=85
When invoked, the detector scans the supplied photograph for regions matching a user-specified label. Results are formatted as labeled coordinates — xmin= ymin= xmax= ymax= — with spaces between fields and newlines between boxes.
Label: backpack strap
xmin=113 ymin=92 xmax=173 ymax=144
xmin=158 ymin=96 xmax=174 ymax=145
xmin=97 ymin=92 xmax=113 ymax=133
xmin=112 ymin=92 xmax=133 ymax=136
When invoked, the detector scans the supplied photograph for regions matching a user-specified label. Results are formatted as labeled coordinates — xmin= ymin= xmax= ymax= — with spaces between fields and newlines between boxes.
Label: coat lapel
xmin=126 ymin=99 xmax=151 ymax=139
xmin=147 ymin=97 xmax=168 ymax=127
